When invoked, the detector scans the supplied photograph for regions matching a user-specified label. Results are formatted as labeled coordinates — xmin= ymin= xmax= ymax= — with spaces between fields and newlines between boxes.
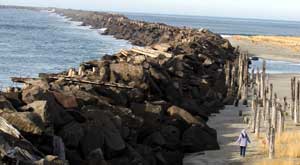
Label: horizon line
xmin=1 ymin=4 xmax=300 ymax=23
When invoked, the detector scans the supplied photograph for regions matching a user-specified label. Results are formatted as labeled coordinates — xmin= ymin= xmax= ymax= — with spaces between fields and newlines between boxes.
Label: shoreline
xmin=227 ymin=35 xmax=300 ymax=63
xmin=0 ymin=6 xmax=241 ymax=165
xmin=2 ymin=5 xmax=299 ymax=165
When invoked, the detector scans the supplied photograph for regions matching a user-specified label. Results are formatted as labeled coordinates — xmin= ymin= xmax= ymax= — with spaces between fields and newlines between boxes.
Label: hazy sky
xmin=1 ymin=0 xmax=299 ymax=21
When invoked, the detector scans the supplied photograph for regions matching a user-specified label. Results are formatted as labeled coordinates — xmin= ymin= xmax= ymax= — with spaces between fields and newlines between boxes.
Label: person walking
xmin=236 ymin=129 xmax=251 ymax=157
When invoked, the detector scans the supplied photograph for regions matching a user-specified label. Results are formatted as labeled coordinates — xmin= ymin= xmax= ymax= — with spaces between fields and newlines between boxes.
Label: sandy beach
xmin=227 ymin=35 xmax=300 ymax=63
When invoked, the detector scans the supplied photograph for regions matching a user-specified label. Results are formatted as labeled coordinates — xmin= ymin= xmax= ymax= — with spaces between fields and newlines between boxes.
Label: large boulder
xmin=86 ymin=148 xmax=107 ymax=165
xmin=81 ymin=108 xmax=126 ymax=158
xmin=182 ymin=125 xmax=219 ymax=152
xmin=2 ymin=91 xmax=23 ymax=108
xmin=0 ymin=117 xmax=44 ymax=163
xmin=0 ymin=95 xmax=17 ymax=113
xmin=21 ymin=86 xmax=47 ymax=104
xmin=1 ymin=112 xmax=45 ymax=135
xmin=110 ymin=63 xmax=144 ymax=82
xmin=160 ymin=125 xmax=181 ymax=149
xmin=22 ymin=86 xmax=74 ymax=127
xmin=57 ymin=121 xmax=84 ymax=148
xmin=51 ymin=91 xmax=78 ymax=109
xmin=24 ymin=100 xmax=73 ymax=128
xmin=167 ymin=106 xmax=202 ymax=125
xmin=79 ymin=124 xmax=105 ymax=158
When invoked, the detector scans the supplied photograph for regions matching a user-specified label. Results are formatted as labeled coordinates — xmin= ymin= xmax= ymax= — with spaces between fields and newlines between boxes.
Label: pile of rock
xmin=0 ymin=7 xmax=241 ymax=165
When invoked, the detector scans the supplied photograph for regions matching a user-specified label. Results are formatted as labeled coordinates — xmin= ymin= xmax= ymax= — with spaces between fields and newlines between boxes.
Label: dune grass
xmin=255 ymin=132 xmax=300 ymax=165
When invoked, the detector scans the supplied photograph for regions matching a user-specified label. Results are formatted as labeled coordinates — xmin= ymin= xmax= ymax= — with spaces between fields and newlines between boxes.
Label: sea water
xmin=125 ymin=12 xmax=300 ymax=36
xmin=1 ymin=9 xmax=300 ymax=88
xmin=0 ymin=8 xmax=131 ymax=88
xmin=125 ymin=12 xmax=300 ymax=74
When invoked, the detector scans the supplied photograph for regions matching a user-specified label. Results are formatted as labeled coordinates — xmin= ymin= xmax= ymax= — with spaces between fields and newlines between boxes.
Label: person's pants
xmin=240 ymin=146 xmax=246 ymax=157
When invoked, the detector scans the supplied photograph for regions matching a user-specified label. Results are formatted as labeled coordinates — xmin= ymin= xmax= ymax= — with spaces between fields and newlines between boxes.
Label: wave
xmin=98 ymin=28 xmax=107 ymax=34
xmin=221 ymin=35 xmax=232 ymax=38
xmin=46 ymin=12 xmax=94 ymax=30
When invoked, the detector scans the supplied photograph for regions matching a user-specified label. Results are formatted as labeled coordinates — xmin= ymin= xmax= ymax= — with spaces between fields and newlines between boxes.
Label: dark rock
xmin=66 ymin=110 xmax=86 ymax=123
xmin=86 ymin=148 xmax=108 ymax=165
xmin=182 ymin=125 xmax=219 ymax=152
xmin=24 ymin=100 xmax=74 ymax=128
xmin=0 ymin=95 xmax=17 ymax=113
xmin=223 ymin=95 xmax=235 ymax=105
xmin=51 ymin=91 xmax=78 ymax=109
xmin=143 ymin=131 xmax=166 ymax=147
xmin=81 ymin=108 xmax=126 ymax=158
xmin=80 ymin=124 xmax=105 ymax=158
xmin=57 ymin=121 xmax=84 ymax=148
xmin=66 ymin=149 xmax=84 ymax=165
xmin=2 ymin=91 xmax=23 ymax=108
xmin=161 ymin=149 xmax=183 ymax=165
xmin=160 ymin=125 xmax=181 ymax=149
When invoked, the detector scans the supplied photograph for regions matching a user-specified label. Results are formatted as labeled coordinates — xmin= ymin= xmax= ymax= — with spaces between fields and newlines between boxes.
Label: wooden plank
xmin=11 ymin=76 xmax=134 ymax=89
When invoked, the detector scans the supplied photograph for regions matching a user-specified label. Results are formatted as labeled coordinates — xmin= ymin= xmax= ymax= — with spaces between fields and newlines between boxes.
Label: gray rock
xmin=1 ymin=112 xmax=45 ymax=135
xmin=57 ymin=121 xmax=84 ymax=148
xmin=80 ymin=124 xmax=105 ymax=158
xmin=82 ymin=109 xmax=126 ymax=157
xmin=161 ymin=125 xmax=181 ymax=149
xmin=24 ymin=98 xmax=74 ymax=128
xmin=0 ymin=95 xmax=17 ymax=113
xmin=110 ymin=63 xmax=144 ymax=82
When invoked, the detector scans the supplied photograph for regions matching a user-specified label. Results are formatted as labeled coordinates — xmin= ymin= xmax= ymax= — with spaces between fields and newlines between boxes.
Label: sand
xmin=183 ymin=35 xmax=300 ymax=164
xmin=227 ymin=36 xmax=300 ymax=63
xmin=183 ymin=104 xmax=259 ymax=165
xmin=183 ymin=73 xmax=300 ymax=165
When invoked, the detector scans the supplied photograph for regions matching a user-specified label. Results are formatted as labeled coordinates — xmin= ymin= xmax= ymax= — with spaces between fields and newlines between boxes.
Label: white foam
xmin=98 ymin=28 xmax=107 ymax=34
xmin=40 ymin=9 xmax=55 ymax=13
xmin=221 ymin=35 xmax=232 ymax=38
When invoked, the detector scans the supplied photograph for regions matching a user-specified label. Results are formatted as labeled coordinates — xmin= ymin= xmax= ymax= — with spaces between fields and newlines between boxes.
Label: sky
xmin=1 ymin=0 xmax=300 ymax=21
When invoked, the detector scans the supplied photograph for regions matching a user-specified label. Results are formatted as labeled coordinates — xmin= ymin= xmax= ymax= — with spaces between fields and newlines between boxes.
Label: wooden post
xmin=283 ymin=97 xmax=287 ymax=113
xmin=238 ymin=53 xmax=244 ymax=99
xmin=263 ymin=87 xmax=267 ymax=120
xmin=241 ymin=55 xmax=248 ymax=105
xmin=225 ymin=61 xmax=231 ymax=88
xmin=271 ymin=94 xmax=278 ymax=131
xmin=256 ymin=67 xmax=261 ymax=98
xmin=92 ymin=67 xmax=98 ymax=74
xmin=269 ymin=127 xmax=275 ymax=159
xmin=251 ymin=68 xmax=255 ymax=88
xmin=78 ymin=66 xmax=84 ymax=76
xmin=291 ymin=77 xmax=296 ymax=118
xmin=67 ymin=68 xmax=73 ymax=77
xmin=295 ymin=80 xmax=300 ymax=124
xmin=265 ymin=99 xmax=270 ymax=126
xmin=255 ymin=99 xmax=261 ymax=138
xmin=278 ymin=103 xmax=285 ymax=135
xmin=230 ymin=65 xmax=236 ymax=97
xmin=252 ymin=95 xmax=258 ymax=133
xmin=266 ymin=107 xmax=272 ymax=145
xmin=260 ymin=60 xmax=266 ymax=101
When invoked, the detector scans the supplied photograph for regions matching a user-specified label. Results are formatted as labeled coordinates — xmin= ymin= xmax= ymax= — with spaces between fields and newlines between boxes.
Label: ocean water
xmin=1 ymin=9 xmax=300 ymax=88
xmin=125 ymin=13 xmax=300 ymax=73
xmin=0 ymin=8 xmax=131 ymax=88
xmin=125 ymin=13 xmax=300 ymax=36
xmin=251 ymin=59 xmax=300 ymax=74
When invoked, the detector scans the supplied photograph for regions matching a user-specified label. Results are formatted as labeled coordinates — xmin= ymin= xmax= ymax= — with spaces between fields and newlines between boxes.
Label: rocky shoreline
xmin=0 ymin=7 xmax=242 ymax=165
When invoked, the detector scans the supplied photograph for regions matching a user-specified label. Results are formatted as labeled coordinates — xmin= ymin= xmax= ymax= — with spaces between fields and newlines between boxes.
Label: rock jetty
xmin=0 ymin=7 xmax=244 ymax=165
